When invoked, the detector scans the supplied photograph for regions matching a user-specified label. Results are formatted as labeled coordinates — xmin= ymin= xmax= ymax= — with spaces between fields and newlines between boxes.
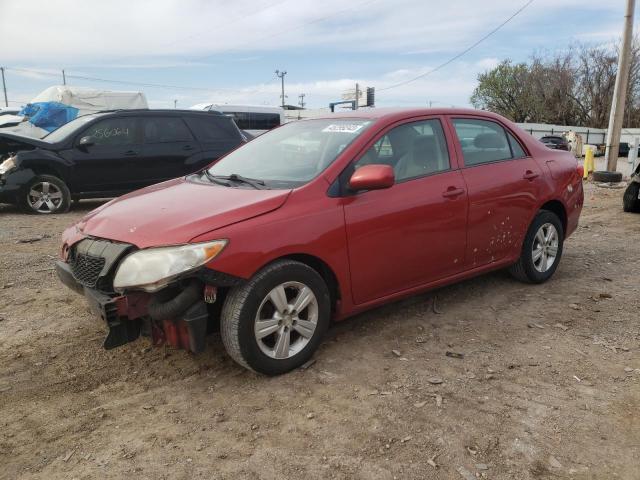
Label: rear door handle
xmin=442 ymin=187 xmax=465 ymax=198
xmin=523 ymin=170 xmax=539 ymax=180
xmin=123 ymin=150 xmax=138 ymax=156
xmin=182 ymin=145 xmax=194 ymax=151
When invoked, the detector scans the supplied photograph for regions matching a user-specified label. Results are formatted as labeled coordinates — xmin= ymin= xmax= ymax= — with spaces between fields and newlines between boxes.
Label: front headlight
xmin=0 ymin=156 xmax=17 ymax=175
xmin=113 ymin=240 xmax=227 ymax=292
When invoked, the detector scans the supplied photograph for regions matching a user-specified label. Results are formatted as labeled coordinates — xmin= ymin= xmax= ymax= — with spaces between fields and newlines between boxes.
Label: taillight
xmin=577 ymin=163 xmax=584 ymax=179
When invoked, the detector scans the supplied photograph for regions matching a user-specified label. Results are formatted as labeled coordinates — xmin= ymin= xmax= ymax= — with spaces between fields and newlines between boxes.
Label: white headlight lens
xmin=113 ymin=240 xmax=227 ymax=292
xmin=0 ymin=156 xmax=16 ymax=175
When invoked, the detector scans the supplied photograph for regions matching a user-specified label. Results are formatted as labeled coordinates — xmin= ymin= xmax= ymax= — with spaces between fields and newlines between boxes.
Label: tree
xmin=470 ymin=60 xmax=536 ymax=122
xmin=470 ymin=41 xmax=640 ymax=128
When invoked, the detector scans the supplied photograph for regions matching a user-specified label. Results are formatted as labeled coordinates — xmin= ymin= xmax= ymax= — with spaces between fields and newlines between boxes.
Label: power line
xmin=378 ymin=0 xmax=535 ymax=92
xmin=4 ymin=66 xmax=278 ymax=96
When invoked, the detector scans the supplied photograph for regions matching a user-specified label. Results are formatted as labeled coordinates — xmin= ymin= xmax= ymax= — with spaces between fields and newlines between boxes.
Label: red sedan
xmin=57 ymin=108 xmax=584 ymax=375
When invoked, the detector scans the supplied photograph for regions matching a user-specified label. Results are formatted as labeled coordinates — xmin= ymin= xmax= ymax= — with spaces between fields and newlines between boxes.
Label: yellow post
xmin=584 ymin=147 xmax=594 ymax=178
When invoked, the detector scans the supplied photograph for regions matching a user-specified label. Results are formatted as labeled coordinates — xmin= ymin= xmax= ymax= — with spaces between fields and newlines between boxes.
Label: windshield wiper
xmin=203 ymin=170 xmax=231 ymax=187
xmin=209 ymin=173 xmax=267 ymax=190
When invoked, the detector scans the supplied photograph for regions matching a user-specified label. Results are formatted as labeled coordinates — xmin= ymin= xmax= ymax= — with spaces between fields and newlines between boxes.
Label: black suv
xmin=0 ymin=109 xmax=245 ymax=214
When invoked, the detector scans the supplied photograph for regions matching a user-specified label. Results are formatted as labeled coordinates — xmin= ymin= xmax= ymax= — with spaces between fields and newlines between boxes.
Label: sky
xmin=0 ymin=0 xmax=636 ymax=110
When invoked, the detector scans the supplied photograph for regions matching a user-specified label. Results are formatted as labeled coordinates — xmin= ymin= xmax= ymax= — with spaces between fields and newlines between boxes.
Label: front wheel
xmin=19 ymin=174 xmax=71 ymax=214
xmin=220 ymin=259 xmax=331 ymax=375
xmin=509 ymin=210 xmax=564 ymax=283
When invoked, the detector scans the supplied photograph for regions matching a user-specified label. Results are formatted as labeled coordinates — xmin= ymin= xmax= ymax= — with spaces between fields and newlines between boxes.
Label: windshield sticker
xmin=322 ymin=124 xmax=365 ymax=134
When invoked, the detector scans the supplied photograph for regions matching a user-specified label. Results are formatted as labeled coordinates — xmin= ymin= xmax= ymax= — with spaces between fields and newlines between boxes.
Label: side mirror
xmin=349 ymin=164 xmax=395 ymax=191
xmin=78 ymin=136 xmax=95 ymax=148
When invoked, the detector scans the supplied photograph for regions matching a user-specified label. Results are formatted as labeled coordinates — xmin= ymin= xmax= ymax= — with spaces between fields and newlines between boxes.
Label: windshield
xmin=206 ymin=118 xmax=373 ymax=188
xmin=42 ymin=114 xmax=100 ymax=142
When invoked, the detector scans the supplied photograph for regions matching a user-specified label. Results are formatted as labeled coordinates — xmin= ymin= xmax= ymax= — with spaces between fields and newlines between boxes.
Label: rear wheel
xmin=623 ymin=181 xmax=640 ymax=213
xmin=19 ymin=174 xmax=71 ymax=214
xmin=220 ymin=259 xmax=331 ymax=375
xmin=509 ymin=210 xmax=564 ymax=283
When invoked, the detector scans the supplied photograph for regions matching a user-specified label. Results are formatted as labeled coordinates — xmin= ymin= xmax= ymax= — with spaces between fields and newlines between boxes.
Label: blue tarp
xmin=18 ymin=102 xmax=80 ymax=132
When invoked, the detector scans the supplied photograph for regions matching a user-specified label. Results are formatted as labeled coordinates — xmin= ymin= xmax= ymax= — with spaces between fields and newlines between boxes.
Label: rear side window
xmin=143 ymin=117 xmax=193 ymax=143
xmin=82 ymin=117 xmax=139 ymax=146
xmin=452 ymin=118 xmax=515 ymax=166
xmin=185 ymin=116 xmax=241 ymax=142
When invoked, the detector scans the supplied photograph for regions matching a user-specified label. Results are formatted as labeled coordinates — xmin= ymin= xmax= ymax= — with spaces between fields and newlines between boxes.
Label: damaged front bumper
xmin=56 ymin=259 xmax=211 ymax=353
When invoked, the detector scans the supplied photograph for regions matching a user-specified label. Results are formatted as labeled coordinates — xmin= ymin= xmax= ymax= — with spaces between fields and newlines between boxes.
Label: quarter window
xmin=507 ymin=131 xmax=527 ymax=158
xmin=355 ymin=119 xmax=450 ymax=182
xmin=452 ymin=118 xmax=518 ymax=166
xmin=82 ymin=118 xmax=138 ymax=146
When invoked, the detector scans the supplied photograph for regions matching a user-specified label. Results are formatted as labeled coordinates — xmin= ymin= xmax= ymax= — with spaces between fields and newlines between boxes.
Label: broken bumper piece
xmin=55 ymin=260 xmax=209 ymax=353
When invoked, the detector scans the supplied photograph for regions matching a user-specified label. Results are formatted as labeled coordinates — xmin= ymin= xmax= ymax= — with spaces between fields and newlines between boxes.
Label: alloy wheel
xmin=532 ymin=222 xmax=559 ymax=272
xmin=28 ymin=182 xmax=63 ymax=213
xmin=254 ymin=281 xmax=319 ymax=359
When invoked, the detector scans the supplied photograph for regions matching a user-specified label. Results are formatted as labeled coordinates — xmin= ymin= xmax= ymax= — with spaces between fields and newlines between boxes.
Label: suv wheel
xmin=623 ymin=181 xmax=640 ymax=213
xmin=509 ymin=210 xmax=564 ymax=283
xmin=20 ymin=175 xmax=71 ymax=214
xmin=220 ymin=259 xmax=331 ymax=375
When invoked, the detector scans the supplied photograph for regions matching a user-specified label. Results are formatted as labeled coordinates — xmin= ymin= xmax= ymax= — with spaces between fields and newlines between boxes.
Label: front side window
xmin=81 ymin=117 xmax=139 ymax=147
xmin=206 ymin=119 xmax=372 ymax=188
xmin=452 ymin=118 xmax=515 ymax=166
xmin=355 ymin=119 xmax=450 ymax=182
xmin=143 ymin=117 xmax=193 ymax=143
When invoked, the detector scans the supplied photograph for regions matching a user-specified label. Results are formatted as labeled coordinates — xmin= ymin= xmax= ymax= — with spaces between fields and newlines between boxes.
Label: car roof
xmin=309 ymin=107 xmax=516 ymax=123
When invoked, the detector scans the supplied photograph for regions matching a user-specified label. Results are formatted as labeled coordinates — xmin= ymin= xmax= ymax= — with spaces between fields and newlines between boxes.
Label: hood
xmin=75 ymin=177 xmax=292 ymax=248
xmin=0 ymin=131 xmax=51 ymax=156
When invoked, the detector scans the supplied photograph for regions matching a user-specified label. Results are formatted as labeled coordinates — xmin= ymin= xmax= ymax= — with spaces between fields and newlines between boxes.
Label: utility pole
xmin=1 ymin=67 xmax=7 ymax=107
xmin=354 ymin=83 xmax=360 ymax=110
xmin=62 ymin=69 xmax=66 ymax=85
xmin=298 ymin=93 xmax=306 ymax=108
xmin=275 ymin=70 xmax=287 ymax=108
xmin=174 ymin=99 xmax=178 ymax=109
xmin=605 ymin=0 xmax=636 ymax=172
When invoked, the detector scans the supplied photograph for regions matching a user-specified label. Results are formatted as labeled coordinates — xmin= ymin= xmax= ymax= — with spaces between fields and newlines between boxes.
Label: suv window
xmin=185 ymin=116 xmax=240 ymax=142
xmin=143 ymin=117 xmax=193 ymax=143
xmin=452 ymin=118 xmax=520 ymax=166
xmin=82 ymin=117 xmax=139 ymax=147
xmin=355 ymin=119 xmax=450 ymax=182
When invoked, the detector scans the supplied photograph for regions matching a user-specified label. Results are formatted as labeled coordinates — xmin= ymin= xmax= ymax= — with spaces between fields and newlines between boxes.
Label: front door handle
xmin=182 ymin=145 xmax=194 ymax=151
xmin=123 ymin=150 xmax=138 ymax=156
xmin=523 ymin=170 xmax=539 ymax=180
xmin=442 ymin=187 xmax=465 ymax=198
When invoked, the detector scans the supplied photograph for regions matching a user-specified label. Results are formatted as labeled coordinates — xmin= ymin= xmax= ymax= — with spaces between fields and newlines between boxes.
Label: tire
xmin=220 ymin=259 xmax=331 ymax=375
xmin=622 ymin=181 xmax=640 ymax=213
xmin=509 ymin=210 xmax=564 ymax=284
xmin=592 ymin=170 xmax=623 ymax=183
xmin=19 ymin=174 xmax=71 ymax=214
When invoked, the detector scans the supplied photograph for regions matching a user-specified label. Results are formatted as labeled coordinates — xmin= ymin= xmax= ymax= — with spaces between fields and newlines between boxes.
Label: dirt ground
xmin=0 ymin=182 xmax=639 ymax=480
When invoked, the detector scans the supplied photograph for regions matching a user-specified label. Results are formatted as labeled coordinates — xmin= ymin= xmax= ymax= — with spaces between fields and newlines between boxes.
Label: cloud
xmin=0 ymin=0 xmax=615 ymax=62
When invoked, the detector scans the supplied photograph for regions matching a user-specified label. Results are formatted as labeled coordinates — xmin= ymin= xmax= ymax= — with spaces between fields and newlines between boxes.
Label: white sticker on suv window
xmin=322 ymin=124 xmax=365 ymax=133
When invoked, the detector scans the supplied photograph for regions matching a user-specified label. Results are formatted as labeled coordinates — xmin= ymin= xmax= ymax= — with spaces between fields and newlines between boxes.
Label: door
xmin=343 ymin=117 xmax=468 ymax=305
xmin=139 ymin=116 xmax=202 ymax=184
xmin=450 ymin=117 xmax=545 ymax=268
xmin=69 ymin=116 xmax=143 ymax=192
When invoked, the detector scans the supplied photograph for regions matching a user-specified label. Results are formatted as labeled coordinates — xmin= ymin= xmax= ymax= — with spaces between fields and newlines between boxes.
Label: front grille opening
xmin=70 ymin=253 xmax=106 ymax=288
